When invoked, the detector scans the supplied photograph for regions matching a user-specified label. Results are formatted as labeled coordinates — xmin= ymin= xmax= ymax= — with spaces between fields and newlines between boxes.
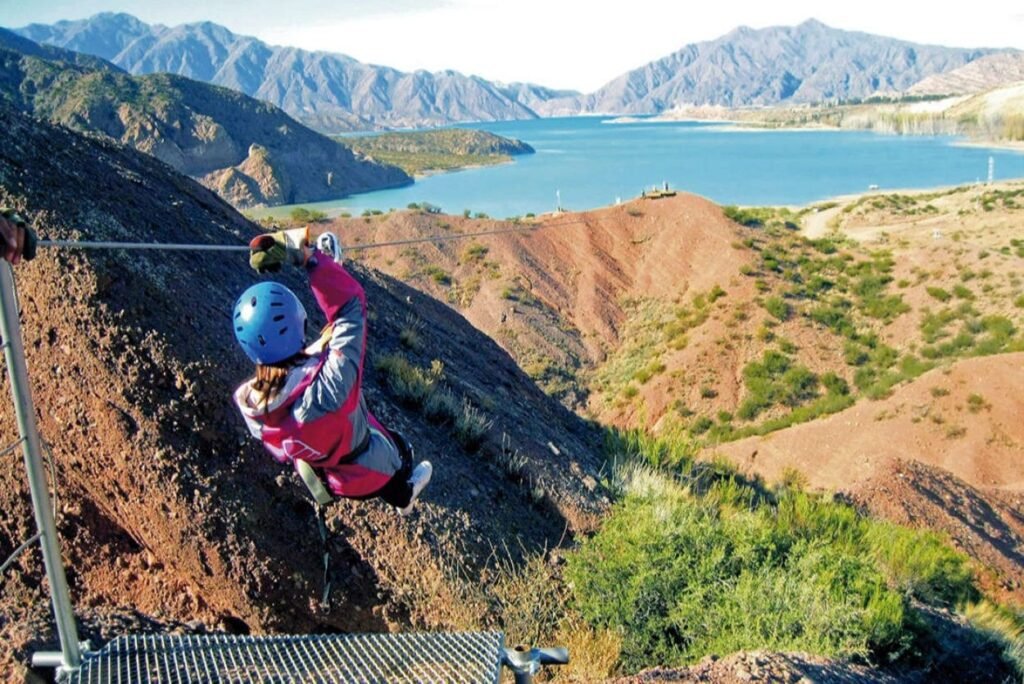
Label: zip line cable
xmin=36 ymin=216 xmax=595 ymax=254
xmin=3 ymin=214 xmax=596 ymax=577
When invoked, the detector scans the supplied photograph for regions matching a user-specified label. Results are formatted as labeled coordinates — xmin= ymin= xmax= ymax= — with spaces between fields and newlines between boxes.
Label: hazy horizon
xmin=4 ymin=0 xmax=1024 ymax=91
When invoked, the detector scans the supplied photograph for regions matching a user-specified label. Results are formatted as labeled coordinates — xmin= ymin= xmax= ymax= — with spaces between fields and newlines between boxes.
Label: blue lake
xmin=262 ymin=117 xmax=1024 ymax=218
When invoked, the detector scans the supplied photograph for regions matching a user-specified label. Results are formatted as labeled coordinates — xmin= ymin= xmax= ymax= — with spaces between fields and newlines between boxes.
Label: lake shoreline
xmin=251 ymin=117 xmax=1024 ymax=220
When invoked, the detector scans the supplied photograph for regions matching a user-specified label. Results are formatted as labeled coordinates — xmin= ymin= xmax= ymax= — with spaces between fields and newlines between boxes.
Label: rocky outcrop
xmin=0 ymin=34 xmax=412 ymax=207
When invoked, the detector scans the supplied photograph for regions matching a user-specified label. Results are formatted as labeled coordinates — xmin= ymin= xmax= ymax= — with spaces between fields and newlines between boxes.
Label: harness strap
xmin=314 ymin=502 xmax=331 ymax=612
xmin=335 ymin=430 xmax=372 ymax=465
xmin=296 ymin=459 xmax=333 ymax=506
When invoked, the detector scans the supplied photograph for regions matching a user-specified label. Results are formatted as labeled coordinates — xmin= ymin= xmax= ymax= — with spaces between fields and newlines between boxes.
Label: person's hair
xmin=252 ymin=354 xmax=305 ymax=412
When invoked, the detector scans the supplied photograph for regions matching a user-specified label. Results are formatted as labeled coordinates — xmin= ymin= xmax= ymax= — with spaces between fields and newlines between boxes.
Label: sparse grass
xmin=453 ymin=398 xmax=493 ymax=449
xmin=633 ymin=361 xmax=666 ymax=385
xmin=423 ymin=385 xmax=459 ymax=423
xmin=966 ymin=602 xmax=1024 ymax=680
xmin=373 ymin=354 xmax=443 ymax=406
xmin=399 ymin=314 xmax=424 ymax=350
xmin=926 ymin=286 xmax=952 ymax=303
xmin=945 ymin=424 xmax=967 ymax=439
xmin=966 ymin=393 xmax=990 ymax=413
xmin=374 ymin=354 xmax=492 ymax=451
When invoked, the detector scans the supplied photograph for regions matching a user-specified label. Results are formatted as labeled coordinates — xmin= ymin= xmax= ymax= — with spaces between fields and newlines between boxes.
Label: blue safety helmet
xmin=233 ymin=281 xmax=307 ymax=364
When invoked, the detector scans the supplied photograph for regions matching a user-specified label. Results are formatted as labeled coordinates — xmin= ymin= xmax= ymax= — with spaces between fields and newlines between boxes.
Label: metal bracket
xmin=502 ymin=644 xmax=569 ymax=684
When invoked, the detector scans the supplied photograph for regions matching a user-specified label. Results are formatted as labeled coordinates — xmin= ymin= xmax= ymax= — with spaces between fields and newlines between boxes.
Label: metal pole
xmin=0 ymin=262 xmax=82 ymax=673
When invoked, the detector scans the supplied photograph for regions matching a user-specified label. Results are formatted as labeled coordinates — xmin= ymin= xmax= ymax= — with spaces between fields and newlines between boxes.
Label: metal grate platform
xmin=66 ymin=632 xmax=504 ymax=684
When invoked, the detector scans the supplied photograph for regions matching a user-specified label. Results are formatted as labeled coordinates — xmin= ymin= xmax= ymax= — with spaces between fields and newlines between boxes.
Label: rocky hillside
xmin=320 ymin=181 xmax=1024 ymax=613
xmin=14 ymin=12 xmax=572 ymax=133
xmin=0 ymin=31 xmax=411 ymax=208
xmin=908 ymin=52 xmax=1024 ymax=96
xmin=0 ymin=102 xmax=606 ymax=679
xmin=539 ymin=19 xmax=1006 ymax=115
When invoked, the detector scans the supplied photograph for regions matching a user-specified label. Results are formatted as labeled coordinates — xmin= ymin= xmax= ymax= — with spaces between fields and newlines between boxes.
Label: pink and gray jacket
xmin=234 ymin=257 xmax=401 ymax=498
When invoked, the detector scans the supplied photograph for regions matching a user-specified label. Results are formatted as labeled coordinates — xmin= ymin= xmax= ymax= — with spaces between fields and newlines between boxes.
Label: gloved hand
xmin=316 ymin=231 xmax=343 ymax=263
xmin=249 ymin=227 xmax=311 ymax=273
xmin=0 ymin=210 xmax=37 ymax=264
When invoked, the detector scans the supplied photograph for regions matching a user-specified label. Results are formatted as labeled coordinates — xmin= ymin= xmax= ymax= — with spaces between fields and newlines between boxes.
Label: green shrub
xmin=809 ymin=302 xmax=856 ymax=338
xmin=289 ymin=207 xmax=328 ymax=224
xmin=738 ymin=350 xmax=819 ymax=420
xmin=821 ymin=372 xmax=850 ymax=396
xmin=633 ymin=361 xmax=667 ymax=385
xmin=460 ymin=242 xmax=490 ymax=264
xmin=864 ymin=523 xmax=977 ymax=606
xmin=763 ymin=296 xmax=791 ymax=321
xmin=564 ymin=473 xmax=974 ymax=670
xmin=689 ymin=416 xmax=713 ymax=435
xmin=952 ymin=284 xmax=975 ymax=300
xmin=926 ymin=287 xmax=952 ymax=302
xmin=423 ymin=265 xmax=452 ymax=286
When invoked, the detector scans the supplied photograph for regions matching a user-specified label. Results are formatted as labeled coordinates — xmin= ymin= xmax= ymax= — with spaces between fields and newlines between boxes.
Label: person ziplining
xmin=1 ymin=213 xmax=433 ymax=514
xmin=233 ymin=228 xmax=433 ymax=514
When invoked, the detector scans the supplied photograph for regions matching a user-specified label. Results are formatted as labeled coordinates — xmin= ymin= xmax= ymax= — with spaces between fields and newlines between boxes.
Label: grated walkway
xmin=66 ymin=632 xmax=504 ymax=684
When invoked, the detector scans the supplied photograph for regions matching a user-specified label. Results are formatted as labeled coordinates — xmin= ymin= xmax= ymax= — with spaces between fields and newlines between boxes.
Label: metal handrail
xmin=0 ymin=262 xmax=82 ymax=674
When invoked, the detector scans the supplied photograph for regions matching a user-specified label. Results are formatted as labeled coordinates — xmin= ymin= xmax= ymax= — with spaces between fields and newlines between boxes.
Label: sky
xmin=3 ymin=0 xmax=1024 ymax=92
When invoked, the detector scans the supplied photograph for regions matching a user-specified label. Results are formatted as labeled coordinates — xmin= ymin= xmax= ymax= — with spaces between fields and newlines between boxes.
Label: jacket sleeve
xmin=293 ymin=258 xmax=369 ymax=425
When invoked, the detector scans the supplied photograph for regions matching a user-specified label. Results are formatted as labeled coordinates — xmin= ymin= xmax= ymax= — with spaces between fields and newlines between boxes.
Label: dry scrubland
xmin=280 ymin=182 xmax=1024 ymax=679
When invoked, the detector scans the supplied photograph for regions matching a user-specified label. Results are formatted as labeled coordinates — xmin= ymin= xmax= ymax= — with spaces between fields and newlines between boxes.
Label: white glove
xmin=316 ymin=232 xmax=344 ymax=263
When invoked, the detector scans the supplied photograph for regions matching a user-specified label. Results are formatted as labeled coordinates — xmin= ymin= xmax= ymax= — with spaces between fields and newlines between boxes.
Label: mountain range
xmin=14 ymin=13 xmax=569 ymax=132
xmin=563 ymin=20 xmax=1006 ymax=113
xmin=14 ymin=13 xmax=1015 ymax=132
xmin=0 ymin=28 xmax=410 ymax=207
